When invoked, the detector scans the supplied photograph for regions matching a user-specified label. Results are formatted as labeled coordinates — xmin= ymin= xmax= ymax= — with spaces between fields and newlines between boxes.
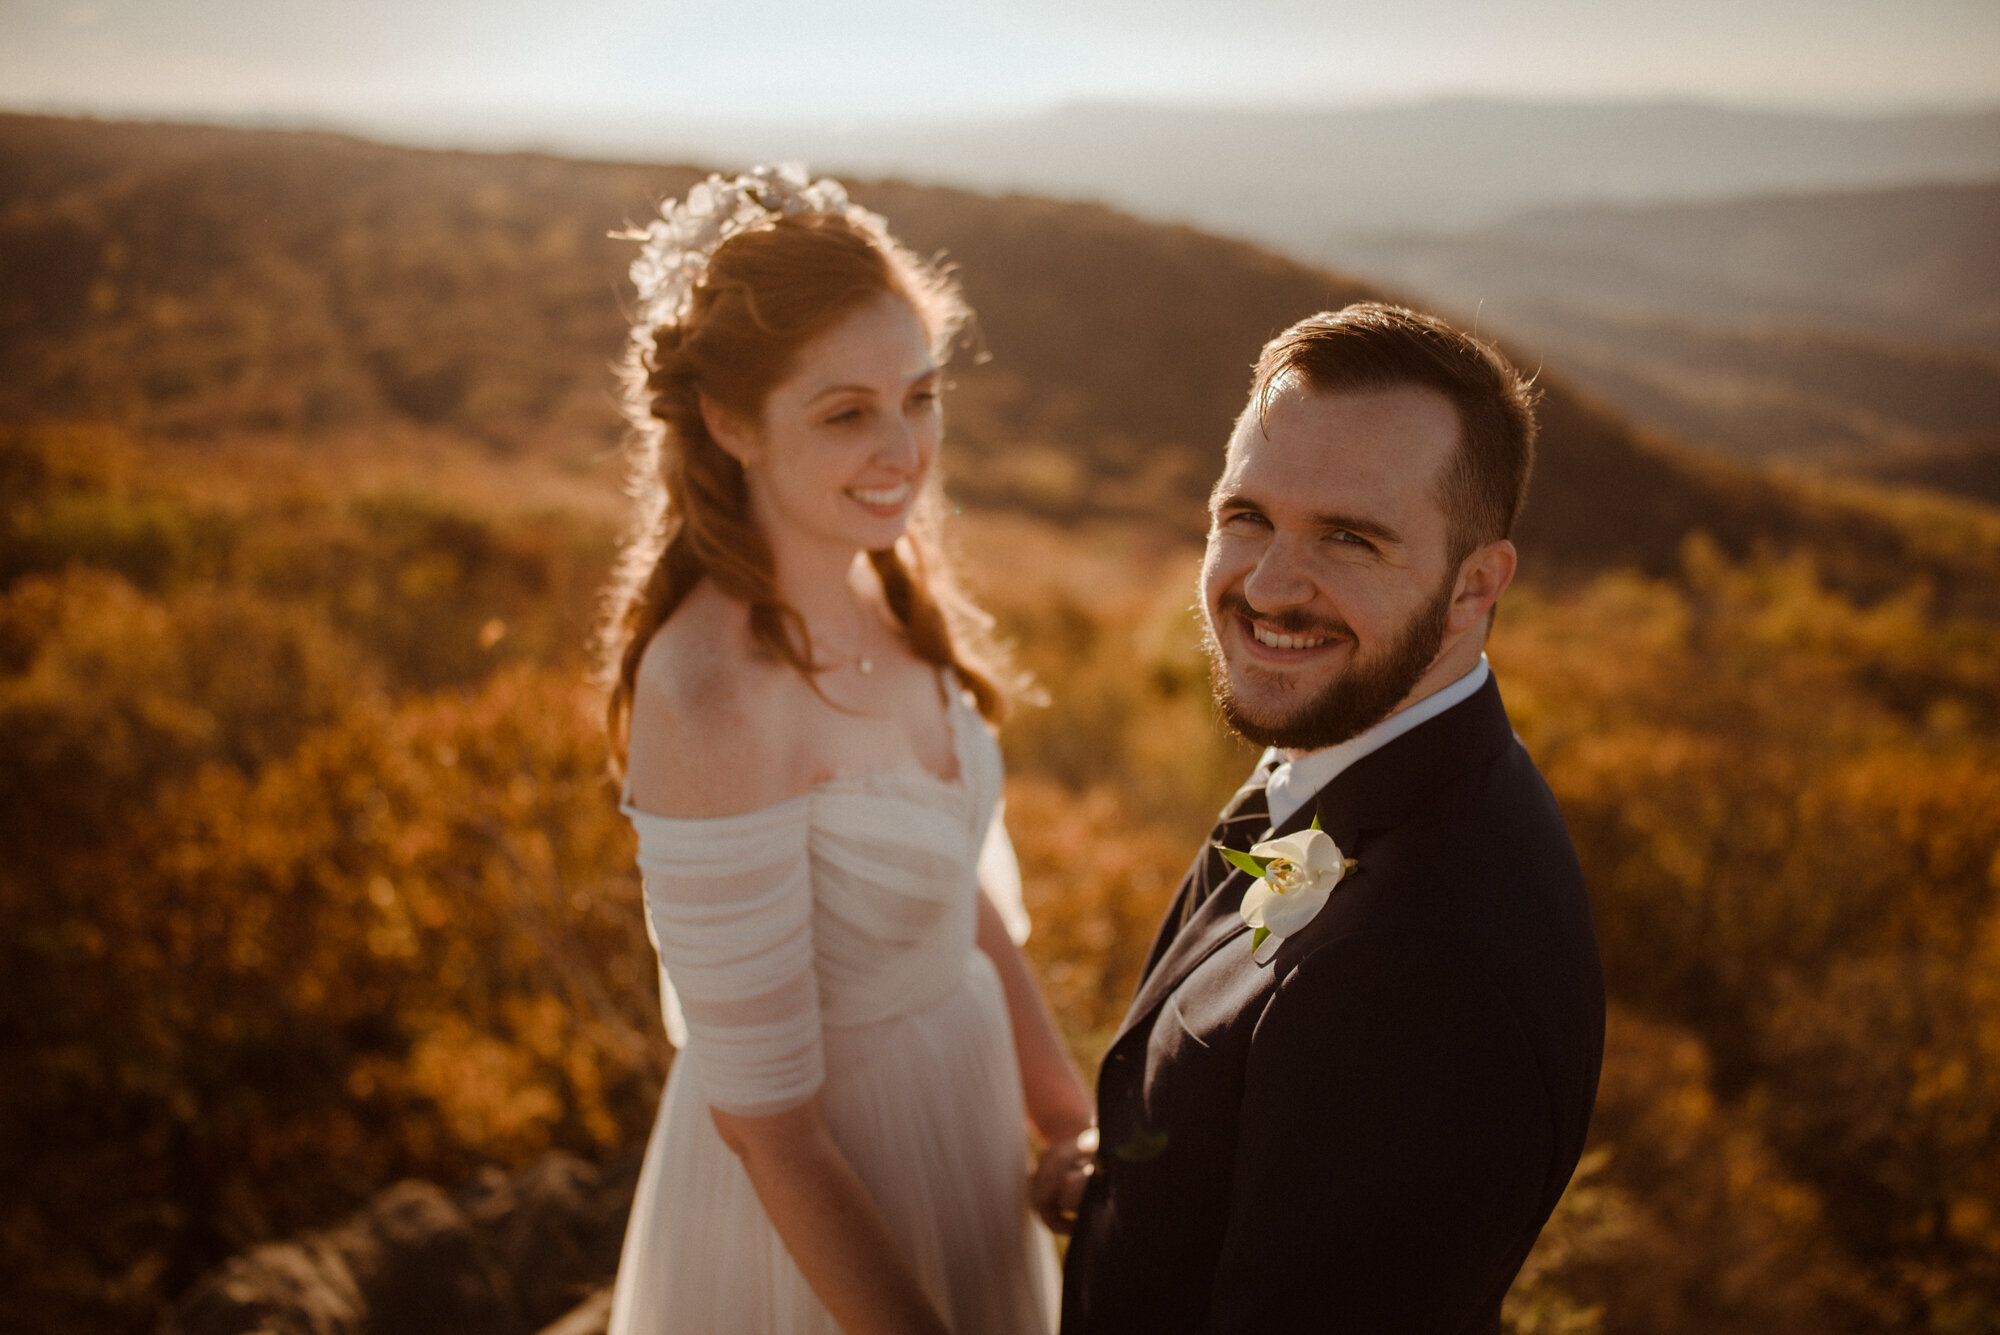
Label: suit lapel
xmin=1131 ymin=861 xmax=1204 ymax=999
xmin=1112 ymin=791 xmax=1330 ymax=1046
xmin=1109 ymin=676 xmax=1518 ymax=1049
xmin=1115 ymin=869 xmax=1250 ymax=1043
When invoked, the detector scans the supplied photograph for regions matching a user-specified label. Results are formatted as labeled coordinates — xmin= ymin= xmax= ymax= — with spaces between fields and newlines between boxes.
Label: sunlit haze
xmin=5 ymin=0 xmax=1997 ymax=140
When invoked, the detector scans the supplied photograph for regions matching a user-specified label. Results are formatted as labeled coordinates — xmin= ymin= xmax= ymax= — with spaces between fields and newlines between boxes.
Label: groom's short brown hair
xmin=1248 ymin=303 xmax=1539 ymax=566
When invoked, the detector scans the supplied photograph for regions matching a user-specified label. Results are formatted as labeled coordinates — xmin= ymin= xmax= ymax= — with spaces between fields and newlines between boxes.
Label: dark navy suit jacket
xmin=1061 ymin=676 xmax=1605 ymax=1334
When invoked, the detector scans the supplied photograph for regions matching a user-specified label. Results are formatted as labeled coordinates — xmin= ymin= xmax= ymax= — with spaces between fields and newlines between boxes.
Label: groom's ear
xmin=1447 ymin=539 xmax=1516 ymax=637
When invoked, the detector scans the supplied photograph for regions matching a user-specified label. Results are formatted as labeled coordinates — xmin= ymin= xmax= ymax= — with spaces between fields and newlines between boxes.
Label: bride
xmin=599 ymin=166 xmax=1092 ymax=1334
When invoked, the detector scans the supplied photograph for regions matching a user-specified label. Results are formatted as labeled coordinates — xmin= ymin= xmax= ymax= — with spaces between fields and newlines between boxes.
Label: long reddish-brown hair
xmin=599 ymin=202 xmax=1015 ymax=774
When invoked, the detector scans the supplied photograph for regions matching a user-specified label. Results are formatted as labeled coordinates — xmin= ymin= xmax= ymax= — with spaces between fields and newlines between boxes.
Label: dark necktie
xmin=1177 ymin=763 xmax=1274 ymax=932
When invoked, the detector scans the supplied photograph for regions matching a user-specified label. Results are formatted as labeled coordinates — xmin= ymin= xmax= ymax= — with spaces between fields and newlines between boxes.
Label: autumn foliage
xmin=5 ymin=115 xmax=2000 ymax=1335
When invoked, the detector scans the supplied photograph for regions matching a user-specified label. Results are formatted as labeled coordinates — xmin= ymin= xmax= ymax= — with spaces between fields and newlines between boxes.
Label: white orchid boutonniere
xmin=1221 ymin=813 xmax=1358 ymax=965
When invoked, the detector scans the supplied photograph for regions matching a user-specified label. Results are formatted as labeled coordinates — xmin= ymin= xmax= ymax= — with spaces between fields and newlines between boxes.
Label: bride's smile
xmin=706 ymin=291 xmax=942 ymax=565
xmin=848 ymin=481 xmax=912 ymax=511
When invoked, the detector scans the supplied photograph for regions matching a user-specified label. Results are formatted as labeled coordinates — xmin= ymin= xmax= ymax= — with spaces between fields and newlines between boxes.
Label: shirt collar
xmin=1262 ymin=655 xmax=1491 ymax=831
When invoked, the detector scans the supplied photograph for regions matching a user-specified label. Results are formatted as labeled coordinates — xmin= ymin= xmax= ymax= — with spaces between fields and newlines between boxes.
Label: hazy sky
xmin=4 ymin=0 xmax=1997 ymax=127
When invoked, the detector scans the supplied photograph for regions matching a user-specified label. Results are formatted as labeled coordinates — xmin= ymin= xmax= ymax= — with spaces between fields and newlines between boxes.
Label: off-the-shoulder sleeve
xmin=625 ymin=797 xmax=822 ymax=1118
xmin=977 ymin=796 xmax=1032 ymax=946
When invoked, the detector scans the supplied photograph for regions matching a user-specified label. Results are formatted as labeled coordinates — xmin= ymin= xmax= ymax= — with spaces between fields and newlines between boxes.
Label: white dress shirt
xmin=1262 ymin=656 xmax=1492 ymax=830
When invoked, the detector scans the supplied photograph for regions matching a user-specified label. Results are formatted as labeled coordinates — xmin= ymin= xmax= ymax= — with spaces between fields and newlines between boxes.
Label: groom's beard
xmin=1205 ymin=574 xmax=1455 ymax=753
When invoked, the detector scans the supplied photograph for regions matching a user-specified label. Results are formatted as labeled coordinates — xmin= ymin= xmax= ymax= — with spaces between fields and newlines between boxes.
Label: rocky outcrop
xmin=161 ymin=1150 xmax=634 ymax=1335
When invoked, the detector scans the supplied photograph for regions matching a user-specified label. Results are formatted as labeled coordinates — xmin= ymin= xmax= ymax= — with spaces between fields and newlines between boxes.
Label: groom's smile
xmin=1226 ymin=594 xmax=1353 ymax=665
xmin=1240 ymin=603 xmax=1343 ymax=653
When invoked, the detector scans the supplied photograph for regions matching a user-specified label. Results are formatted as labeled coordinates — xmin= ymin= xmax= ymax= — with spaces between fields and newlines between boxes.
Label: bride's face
xmin=711 ymin=292 xmax=941 ymax=563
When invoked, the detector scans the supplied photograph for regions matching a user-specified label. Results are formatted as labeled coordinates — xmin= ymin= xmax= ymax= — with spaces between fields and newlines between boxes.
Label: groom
xmin=1044 ymin=304 xmax=1605 ymax=1333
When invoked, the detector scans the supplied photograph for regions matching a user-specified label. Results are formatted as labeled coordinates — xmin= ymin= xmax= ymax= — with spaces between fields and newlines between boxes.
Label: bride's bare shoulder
xmin=625 ymin=584 xmax=809 ymax=818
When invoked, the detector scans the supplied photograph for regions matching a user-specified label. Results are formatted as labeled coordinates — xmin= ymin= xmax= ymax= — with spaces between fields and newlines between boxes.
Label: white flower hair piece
xmin=617 ymin=163 xmax=880 ymax=365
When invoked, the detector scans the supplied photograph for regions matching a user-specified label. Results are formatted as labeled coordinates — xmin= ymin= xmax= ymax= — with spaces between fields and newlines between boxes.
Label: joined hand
xmin=1030 ymin=1127 xmax=1099 ymax=1235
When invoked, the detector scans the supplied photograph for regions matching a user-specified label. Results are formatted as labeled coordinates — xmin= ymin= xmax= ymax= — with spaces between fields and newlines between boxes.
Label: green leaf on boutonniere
xmin=1311 ymin=804 xmax=1323 ymax=832
xmin=1218 ymin=846 xmax=1271 ymax=880
xmin=1251 ymin=925 xmax=1272 ymax=953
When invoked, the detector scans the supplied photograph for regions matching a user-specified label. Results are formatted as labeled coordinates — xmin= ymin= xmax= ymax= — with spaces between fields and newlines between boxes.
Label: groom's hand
xmin=1031 ymin=1126 xmax=1099 ymax=1234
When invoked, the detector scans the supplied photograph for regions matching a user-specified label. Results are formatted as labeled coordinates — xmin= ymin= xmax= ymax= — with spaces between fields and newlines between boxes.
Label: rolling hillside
xmin=1325 ymin=180 xmax=2000 ymax=484
xmin=5 ymin=112 xmax=1998 ymax=615
xmin=1332 ymin=179 xmax=2000 ymax=348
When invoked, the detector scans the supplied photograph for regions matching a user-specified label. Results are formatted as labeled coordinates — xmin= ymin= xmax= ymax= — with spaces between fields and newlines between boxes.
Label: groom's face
xmin=1200 ymin=378 xmax=1467 ymax=753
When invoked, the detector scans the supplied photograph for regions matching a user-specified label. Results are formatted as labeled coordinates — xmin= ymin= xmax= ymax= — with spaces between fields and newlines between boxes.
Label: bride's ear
xmin=699 ymin=395 xmax=760 ymax=467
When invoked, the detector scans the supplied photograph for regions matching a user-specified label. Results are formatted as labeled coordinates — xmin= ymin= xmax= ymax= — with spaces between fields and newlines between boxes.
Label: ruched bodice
xmin=609 ymin=674 xmax=1055 ymax=1335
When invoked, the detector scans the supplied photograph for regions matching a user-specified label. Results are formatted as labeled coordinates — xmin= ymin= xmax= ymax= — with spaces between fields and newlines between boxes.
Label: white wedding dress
xmin=608 ymin=673 xmax=1059 ymax=1334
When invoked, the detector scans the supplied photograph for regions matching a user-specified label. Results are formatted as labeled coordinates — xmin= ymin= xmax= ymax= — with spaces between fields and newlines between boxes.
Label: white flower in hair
xmin=618 ymin=164 xmax=880 ymax=362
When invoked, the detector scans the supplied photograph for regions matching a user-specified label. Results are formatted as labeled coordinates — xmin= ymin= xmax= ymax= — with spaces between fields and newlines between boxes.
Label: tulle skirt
xmin=607 ymin=954 xmax=1059 ymax=1335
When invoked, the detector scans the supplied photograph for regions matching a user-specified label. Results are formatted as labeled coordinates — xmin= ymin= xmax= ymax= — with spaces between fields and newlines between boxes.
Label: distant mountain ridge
xmin=1331 ymin=178 xmax=2000 ymax=350
xmin=1324 ymin=179 xmax=2000 ymax=477
xmin=399 ymin=96 xmax=2000 ymax=239
xmin=4 ymin=111 xmax=1997 ymax=617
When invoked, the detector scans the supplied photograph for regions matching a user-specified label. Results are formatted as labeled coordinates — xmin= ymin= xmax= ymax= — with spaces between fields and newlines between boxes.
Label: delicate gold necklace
xmin=825 ymin=594 xmax=873 ymax=674
xmin=851 ymin=589 xmax=875 ymax=674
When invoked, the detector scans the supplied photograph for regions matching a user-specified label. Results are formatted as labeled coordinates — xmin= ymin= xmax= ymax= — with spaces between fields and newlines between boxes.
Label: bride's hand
xmin=1030 ymin=1126 xmax=1099 ymax=1235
